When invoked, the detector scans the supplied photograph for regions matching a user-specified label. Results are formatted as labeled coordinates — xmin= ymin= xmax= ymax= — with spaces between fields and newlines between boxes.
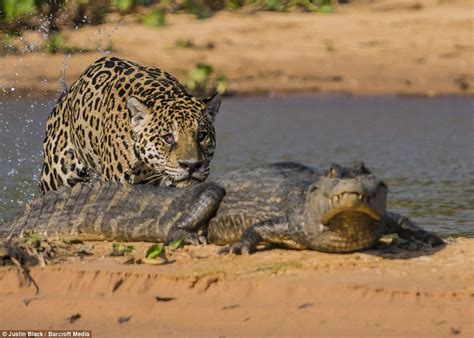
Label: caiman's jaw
xmin=320 ymin=191 xmax=381 ymax=225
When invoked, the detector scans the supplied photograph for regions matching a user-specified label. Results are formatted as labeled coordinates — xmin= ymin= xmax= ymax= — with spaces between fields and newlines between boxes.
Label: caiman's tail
xmin=0 ymin=182 xmax=224 ymax=243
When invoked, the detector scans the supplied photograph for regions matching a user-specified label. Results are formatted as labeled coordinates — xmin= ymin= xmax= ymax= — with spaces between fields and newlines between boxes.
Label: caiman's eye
xmin=326 ymin=163 xmax=342 ymax=178
xmin=197 ymin=131 xmax=207 ymax=143
xmin=162 ymin=133 xmax=175 ymax=145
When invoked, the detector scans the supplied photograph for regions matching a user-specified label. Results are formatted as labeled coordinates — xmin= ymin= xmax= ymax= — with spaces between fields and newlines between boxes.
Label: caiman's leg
xmin=220 ymin=218 xmax=296 ymax=255
xmin=384 ymin=211 xmax=444 ymax=246
xmin=166 ymin=183 xmax=225 ymax=245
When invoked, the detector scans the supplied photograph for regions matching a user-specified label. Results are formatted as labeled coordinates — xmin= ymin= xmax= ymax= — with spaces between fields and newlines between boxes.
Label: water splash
xmin=59 ymin=53 xmax=72 ymax=98
xmin=96 ymin=18 xmax=124 ymax=55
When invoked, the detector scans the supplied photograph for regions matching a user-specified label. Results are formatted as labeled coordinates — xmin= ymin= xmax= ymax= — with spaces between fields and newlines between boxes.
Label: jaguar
xmin=39 ymin=56 xmax=221 ymax=192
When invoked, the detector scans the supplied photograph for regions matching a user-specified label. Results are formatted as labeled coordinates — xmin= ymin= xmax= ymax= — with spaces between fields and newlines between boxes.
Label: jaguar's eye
xmin=162 ymin=133 xmax=175 ymax=145
xmin=197 ymin=131 xmax=207 ymax=143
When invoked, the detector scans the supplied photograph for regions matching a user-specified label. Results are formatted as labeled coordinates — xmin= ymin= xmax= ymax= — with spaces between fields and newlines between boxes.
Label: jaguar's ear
xmin=127 ymin=97 xmax=150 ymax=133
xmin=203 ymin=92 xmax=221 ymax=121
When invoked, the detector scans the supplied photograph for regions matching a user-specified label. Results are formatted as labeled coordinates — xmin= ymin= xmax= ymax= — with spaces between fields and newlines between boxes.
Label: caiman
xmin=0 ymin=162 xmax=443 ymax=254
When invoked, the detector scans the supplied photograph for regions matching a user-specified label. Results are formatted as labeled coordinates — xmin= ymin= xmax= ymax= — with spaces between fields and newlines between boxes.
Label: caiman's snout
xmin=320 ymin=189 xmax=382 ymax=225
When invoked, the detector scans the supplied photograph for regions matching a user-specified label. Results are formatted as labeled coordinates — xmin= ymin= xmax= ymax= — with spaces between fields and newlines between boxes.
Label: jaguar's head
xmin=127 ymin=92 xmax=221 ymax=187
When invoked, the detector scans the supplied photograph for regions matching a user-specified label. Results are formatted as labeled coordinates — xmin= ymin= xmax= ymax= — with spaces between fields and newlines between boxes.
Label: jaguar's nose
xmin=178 ymin=160 xmax=203 ymax=174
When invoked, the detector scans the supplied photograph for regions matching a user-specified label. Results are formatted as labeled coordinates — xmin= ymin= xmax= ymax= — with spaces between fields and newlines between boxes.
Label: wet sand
xmin=0 ymin=238 xmax=473 ymax=337
xmin=0 ymin=0 xmax=473 ymax=96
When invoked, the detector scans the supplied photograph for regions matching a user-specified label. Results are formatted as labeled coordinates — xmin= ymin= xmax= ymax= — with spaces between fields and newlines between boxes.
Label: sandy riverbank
xmin=1 ymin=0 xmax=473 ymax=97
xmin=0 ymin=238 xmax=473 ymax=337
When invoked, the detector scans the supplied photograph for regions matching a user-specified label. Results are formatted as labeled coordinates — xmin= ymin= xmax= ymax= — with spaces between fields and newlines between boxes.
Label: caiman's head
xmin=304 ymin=162 xmax=388 ymax=253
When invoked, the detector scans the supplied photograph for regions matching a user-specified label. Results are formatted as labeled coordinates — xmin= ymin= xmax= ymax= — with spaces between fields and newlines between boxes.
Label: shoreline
xmin=1 ymin=0 xmax=473 ymax=98
xmin=3 ymin=87 xmax=474 ymax=101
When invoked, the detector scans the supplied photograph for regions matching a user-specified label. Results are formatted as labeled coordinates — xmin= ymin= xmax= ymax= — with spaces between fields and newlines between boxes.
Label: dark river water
xmin=0 ymin=94 xmax=472 ymax=236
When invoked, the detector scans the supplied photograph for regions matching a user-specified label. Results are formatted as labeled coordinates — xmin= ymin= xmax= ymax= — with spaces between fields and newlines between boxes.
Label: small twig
xmin=10 ymin=256 xmax=40 ymax=295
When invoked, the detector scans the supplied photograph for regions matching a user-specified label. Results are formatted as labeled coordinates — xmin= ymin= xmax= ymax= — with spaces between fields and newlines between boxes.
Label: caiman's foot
xmin=399 ymin=230 xmax=444 ymax=248
xmin=218 ymin=241 xmax=254 ymax=255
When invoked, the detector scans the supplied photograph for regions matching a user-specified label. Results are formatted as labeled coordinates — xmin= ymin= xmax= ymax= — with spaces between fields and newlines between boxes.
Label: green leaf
xmin=145 ymin=243 xmax=165 ymax=259
xmin=112 ymin=242 xmax=134 ymax=254
xmin=168 ymin=238 xmax=184 ymax=250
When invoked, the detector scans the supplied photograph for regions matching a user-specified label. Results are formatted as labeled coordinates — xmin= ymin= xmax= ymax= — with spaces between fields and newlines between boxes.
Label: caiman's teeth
xmin=332 ymin=193 xmax=372 ymax=204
